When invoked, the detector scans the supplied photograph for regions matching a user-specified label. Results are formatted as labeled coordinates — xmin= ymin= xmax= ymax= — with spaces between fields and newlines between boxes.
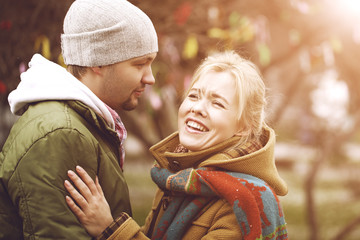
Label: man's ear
xmin=90 ymin=66 xmax=103 ymax=75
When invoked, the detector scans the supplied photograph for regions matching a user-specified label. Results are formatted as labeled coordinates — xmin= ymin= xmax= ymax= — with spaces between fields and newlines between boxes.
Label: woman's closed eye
xmin=188 ymin=93 xmax=199 ymax=99
xmin=213 ymin=101 xmax=225 ymax=108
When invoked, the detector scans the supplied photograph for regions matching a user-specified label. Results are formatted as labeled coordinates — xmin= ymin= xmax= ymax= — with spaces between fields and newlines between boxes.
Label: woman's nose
xmin=191 ymin=101 xmax=207 ymax=118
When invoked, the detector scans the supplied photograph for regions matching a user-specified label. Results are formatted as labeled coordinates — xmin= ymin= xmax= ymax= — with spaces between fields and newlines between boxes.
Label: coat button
xmin=171 ymin=160 xmax=181 ymax=171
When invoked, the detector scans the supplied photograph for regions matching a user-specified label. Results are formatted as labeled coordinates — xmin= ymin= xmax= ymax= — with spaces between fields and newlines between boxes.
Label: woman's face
xmin=178 ymin=70 xmax=241 ymax=151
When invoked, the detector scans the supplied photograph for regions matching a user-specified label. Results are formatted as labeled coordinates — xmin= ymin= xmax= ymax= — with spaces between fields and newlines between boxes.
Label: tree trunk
xmin=304 ymin=137 xmax=331 ymax=240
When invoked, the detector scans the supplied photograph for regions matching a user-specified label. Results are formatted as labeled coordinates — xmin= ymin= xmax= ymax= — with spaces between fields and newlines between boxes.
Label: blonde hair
xmin=186 ymin=51 xmax=267 ymax=142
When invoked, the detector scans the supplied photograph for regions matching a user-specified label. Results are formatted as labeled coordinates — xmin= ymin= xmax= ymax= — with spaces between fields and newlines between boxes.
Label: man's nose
xmin=142 ymin=66 xmax=155 ymax=85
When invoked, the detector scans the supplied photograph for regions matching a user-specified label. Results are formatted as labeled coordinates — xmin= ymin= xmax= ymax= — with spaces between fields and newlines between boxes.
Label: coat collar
xmin=67 ymin=100 xmax=120 ymax=146
xmin=149 ymin=126 xmax=288 ymax=196
xmin=149 ymin=131 xmax=242 ymax=171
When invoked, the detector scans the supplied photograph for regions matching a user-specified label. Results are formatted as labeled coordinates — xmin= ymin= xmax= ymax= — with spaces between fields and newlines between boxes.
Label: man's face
xmin=99 ymin=52 xmax=157 ymax=111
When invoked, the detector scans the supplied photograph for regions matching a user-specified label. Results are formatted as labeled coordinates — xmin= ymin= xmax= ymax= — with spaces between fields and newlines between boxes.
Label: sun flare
xmin=337 ymin=0 xmax=360 ymax=15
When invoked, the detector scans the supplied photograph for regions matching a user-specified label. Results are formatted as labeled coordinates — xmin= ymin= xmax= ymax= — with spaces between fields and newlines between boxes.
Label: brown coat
xmin=106 ymin=126 xmax=287 ymax=240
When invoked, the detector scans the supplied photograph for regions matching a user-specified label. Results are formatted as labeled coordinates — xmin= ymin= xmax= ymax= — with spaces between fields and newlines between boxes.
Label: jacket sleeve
xmin=96 ymin=191 xmax=165 ymax=240
xmin=100 ymin=198 xmax=243 ymax=240
xmin=9 ymin=129 xmax=99 ymax=239
xmin=98 ymin=213 xmax=150 ymax=240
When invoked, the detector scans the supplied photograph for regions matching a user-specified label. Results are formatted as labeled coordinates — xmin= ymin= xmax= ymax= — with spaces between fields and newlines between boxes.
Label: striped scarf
xmin=150 ymin=167 xmax=288 ymax=240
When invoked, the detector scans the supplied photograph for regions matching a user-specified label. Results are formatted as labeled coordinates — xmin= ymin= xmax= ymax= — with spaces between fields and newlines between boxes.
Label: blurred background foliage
xmin=1 ymin=0 xmax=360 ymax=239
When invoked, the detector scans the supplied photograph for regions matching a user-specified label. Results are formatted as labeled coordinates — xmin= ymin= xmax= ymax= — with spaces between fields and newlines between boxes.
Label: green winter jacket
xmin=0 ymin=100 xmax=131 ymax=240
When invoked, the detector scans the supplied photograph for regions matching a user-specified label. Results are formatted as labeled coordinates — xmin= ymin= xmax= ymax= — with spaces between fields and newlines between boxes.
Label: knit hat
xmin=61 ymin=0 xmax=158 ymax=67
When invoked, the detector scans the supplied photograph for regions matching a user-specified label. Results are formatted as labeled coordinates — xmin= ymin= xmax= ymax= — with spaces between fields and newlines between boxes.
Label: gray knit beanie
xmin=61 ymin=0 xmax=158 ymax=67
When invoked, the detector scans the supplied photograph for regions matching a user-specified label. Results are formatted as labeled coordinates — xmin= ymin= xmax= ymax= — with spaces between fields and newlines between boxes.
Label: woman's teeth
xmin=187 ymin=121 xmax=207 ymax=132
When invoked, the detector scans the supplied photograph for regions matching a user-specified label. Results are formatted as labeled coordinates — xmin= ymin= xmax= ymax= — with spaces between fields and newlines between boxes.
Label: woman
xmin=64 ymin=51 xmax=288 ymax=239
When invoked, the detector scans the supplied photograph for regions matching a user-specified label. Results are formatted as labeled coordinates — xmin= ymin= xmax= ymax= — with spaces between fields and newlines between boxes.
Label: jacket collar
xmin=149 ymin=132 xmax=241 ymax=171
xmin=149 ymin=126 xmax=288 ymax=196
xmin=67 ymin=100 xmax=120 ymax=146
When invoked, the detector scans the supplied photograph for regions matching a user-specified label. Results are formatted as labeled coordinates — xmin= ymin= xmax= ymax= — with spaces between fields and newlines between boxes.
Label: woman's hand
xmin=64 ymin=166 xmax=114 ymax=237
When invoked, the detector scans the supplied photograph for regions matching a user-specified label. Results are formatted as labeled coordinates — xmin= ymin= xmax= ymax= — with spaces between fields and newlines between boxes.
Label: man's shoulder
xmin=1 ymin=101 xmax=99 ymax=156
xmin=16 ymin=100 xmax=85 ymax=130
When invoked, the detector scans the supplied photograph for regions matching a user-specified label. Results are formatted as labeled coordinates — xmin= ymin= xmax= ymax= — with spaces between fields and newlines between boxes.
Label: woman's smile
xmin=178 ymin=70 xmax=241 ymax=151
xmin=185 ymin=119 xmax=209 ymax=132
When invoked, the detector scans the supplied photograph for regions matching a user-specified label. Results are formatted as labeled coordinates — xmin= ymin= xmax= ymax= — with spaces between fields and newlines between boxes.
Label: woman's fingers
xmin=67 ymin=169 xmax=93 ymax=200
xmin=65 ymin=195 xmax=86 ymax=220
xmin=64 ymin=179 xmax=88 ymax=208
xmin=95 ymin=176 xmax=105 ymax=197
xmin=75 ymin=166 xmax=99 ymax=195
xmin=64 ymin=167 xmax=114 ymax=237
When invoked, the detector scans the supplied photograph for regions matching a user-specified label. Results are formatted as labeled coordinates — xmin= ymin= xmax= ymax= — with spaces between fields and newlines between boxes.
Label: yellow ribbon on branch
xmin=182 ymin=35 xmax=199 ymax=60
xmin=34 ymin=35 xmax=51 ymax=59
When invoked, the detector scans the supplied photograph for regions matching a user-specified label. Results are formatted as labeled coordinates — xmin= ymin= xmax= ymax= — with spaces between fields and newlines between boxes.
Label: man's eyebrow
xmin=134 ymin=55 xmax=155 ymax=62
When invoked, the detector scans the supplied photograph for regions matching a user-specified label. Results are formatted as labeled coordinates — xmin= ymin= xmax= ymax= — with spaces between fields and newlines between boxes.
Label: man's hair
xmin=67 ymin=65 xmax=88 ymax=80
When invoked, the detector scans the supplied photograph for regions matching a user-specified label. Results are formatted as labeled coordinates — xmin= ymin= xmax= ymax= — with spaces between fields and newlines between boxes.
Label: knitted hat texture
xmin=61 ymin=0 xmax=158 ymax=67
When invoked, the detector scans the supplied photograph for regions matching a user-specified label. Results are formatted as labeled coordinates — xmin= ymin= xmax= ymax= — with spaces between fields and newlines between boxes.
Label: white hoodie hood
xmin=8 ymin=54 xmax=115 ymax=129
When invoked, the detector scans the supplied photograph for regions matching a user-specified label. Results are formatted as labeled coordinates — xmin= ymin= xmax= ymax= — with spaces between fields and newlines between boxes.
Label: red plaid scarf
xmin=105 ymin=105 xmax=127 ymax=170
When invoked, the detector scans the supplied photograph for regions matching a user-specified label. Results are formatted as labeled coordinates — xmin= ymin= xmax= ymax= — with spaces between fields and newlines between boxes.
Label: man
xmin=0 ymin=0 xmax=158 ymax=239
